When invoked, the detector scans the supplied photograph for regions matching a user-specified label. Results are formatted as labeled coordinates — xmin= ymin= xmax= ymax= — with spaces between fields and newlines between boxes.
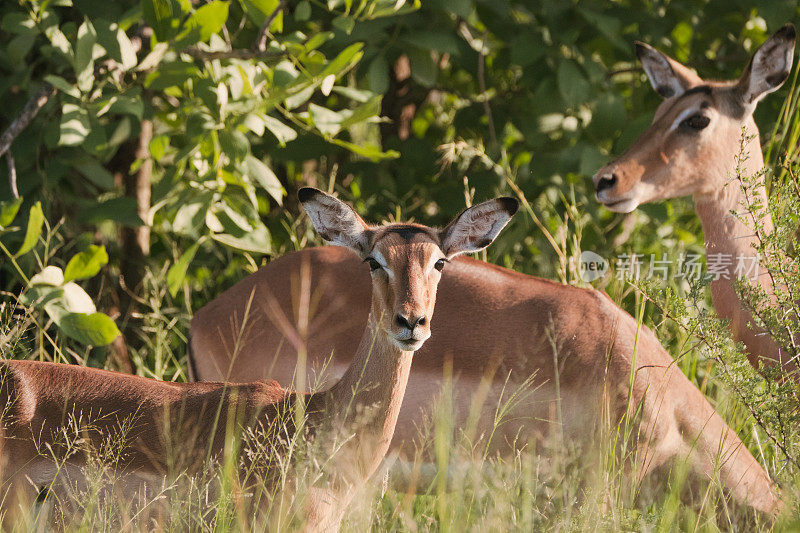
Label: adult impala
xmin=191 ymin=219 xmax=779 ymax=511
xmin=594 ymin=25 xmax=796 ymax=370
xmin=0 ymin=189 xmax=515 ymax=530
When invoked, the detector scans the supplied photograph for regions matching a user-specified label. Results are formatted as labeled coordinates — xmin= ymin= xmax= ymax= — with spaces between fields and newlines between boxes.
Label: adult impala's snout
xmin=592 ymin=160 xmax=647 ymax=214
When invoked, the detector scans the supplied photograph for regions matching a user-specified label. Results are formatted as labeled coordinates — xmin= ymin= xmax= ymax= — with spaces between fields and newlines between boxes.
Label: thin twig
xmin=184 ymin=48 xmax=287 ymax=61
xmin=476 ymin=32 xmax=497 ymax=149
xmin=0 ymin=83 xmax=56 ymax=160
xmin=253 ymin=0 xmax=287 ymax=52
xmin=7 ymin=152 xmax=17 ymax=199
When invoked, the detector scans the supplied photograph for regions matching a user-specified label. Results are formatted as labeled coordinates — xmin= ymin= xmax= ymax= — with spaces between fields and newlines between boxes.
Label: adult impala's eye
xmin=365 ymin=257 xmax=382 ymax=271
xmin=680 ymin=114 xmax=710 ymax=130
xmin=434 ymin=258 xmax=447 ymax=272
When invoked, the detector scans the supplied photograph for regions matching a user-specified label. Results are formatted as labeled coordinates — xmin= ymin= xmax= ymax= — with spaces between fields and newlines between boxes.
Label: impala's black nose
xmin=395 ymin=314 xmax=426 ymax=330
xmin=596 ymin=174 xmax=618 ymax=193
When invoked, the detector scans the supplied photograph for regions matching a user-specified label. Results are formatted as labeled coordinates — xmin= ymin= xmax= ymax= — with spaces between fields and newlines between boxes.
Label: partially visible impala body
xmin=190 ymin=244 xmax=779 ymax=513
xmin=594 ymin=25 xmax=796 ymax=371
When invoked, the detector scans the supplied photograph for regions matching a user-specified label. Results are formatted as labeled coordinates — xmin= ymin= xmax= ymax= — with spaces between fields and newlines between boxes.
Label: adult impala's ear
xmin=636 ymin=41 xmax=703 ymax=98
xmin=299 ymin=188 xmax=371 ymax=254
xmin=737 ymin=24 xmax=796 ymax=106
xmin=440 ymin=197 xmax=518 ymax=258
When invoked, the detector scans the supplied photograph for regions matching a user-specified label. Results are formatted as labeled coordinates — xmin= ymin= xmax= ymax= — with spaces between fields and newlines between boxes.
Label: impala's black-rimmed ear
xmin=298 ymin=188 xmax=371 ymax=254
xmin=440 ymin=197 xmax=518 ymax=258
xmin=636 ymin=41 xmax=703 ymax=98
xmin=737 ymin=24 xmax=796 ymax=106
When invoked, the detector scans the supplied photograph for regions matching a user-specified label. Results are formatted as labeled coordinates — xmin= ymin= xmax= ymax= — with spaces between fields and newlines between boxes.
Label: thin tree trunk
xmin=111 ymin=120 xmax=153 ymax=373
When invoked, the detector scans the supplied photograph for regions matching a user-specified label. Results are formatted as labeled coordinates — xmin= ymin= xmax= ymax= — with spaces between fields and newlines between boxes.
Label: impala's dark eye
xmin=365 ymin=257 xmax=382 ymax=271
xmin=434 ymin=258 xmax=447 ymax=272
xmin=680 ymin=114 xmax=710 ymax=130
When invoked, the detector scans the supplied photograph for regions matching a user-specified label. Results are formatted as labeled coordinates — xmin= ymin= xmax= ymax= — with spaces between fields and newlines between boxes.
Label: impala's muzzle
xmin=593 ymin=166 xmax=641 ymax=213
xmin=389 ymin=310 xmax=431 ymax=351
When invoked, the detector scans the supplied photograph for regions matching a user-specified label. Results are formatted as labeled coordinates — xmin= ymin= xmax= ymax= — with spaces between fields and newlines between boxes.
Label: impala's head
xmin=299 ymin=188 xmax=517 ymax=351
xmin=594 ymin=24 xmax=796 ymax=212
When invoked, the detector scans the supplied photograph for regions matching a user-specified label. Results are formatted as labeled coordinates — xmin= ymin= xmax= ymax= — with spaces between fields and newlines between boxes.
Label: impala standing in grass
xmin=594 ymin=25 xmax=796 ymax=371
xmin=0 ymin=188 xmax=517 ymax=530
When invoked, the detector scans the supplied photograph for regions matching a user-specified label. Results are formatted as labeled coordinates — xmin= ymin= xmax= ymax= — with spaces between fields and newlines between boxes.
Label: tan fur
xmin=593 ymin=27 xmax=796 ymax=370
xmin=189 ymin=246 xmax=780 ymax=513
xmin=1 ymin=194 xmax=491 ymax=530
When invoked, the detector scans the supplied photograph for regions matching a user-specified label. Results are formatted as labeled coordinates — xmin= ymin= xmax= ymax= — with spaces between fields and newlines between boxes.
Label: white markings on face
xmin=669 ymin=107 xmax=700 ymax=133
xmin=370 ymin=249 xmax=394 ymax=279
xmin=425 ymin=252 xmax=446 ymax=275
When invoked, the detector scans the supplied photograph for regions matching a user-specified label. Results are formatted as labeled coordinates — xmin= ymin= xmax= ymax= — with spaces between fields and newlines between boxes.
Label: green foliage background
xmin=0 ymin=0 xmax=797 ymax=371
xmin=1 ymin=0 xmax=800 ymax=529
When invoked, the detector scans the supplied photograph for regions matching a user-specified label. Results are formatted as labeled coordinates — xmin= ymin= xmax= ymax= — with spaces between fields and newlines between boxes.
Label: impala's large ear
xmin=299 ymin=188 xmax=371 ymax=254
xmin=440 ymin=197 xmax=518 ymax=258
xmin=737 ymin=24 xmax=796 ymax=106
xmin=636 ymin=42 xmax=703 ymax=98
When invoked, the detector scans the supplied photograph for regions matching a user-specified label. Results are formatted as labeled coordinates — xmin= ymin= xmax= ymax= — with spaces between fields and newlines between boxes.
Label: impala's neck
xmin=692 ymin=131 xmax=783 ymax=365
xmin=318 ymin=307 xmax=413 ymax=484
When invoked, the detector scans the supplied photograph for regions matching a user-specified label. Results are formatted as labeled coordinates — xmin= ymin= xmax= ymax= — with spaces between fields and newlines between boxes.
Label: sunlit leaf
xmin=0 ymin=198 xmax=23 ymax=229
xmin=63 ymin=245 xmax=109 ymax=282
xmin=15 ymin=201 xmax=44 ymax=257
xmin=244 ymin=155 xmax=284 ymax=204
xmin=167 ymin=240 xmax=201 ymax=297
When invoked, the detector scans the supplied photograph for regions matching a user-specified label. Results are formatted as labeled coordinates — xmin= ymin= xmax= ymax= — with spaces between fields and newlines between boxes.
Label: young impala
xmin=190 ymin=225 xmax=779 ymax=509
xmin=594 ymin=25 xmax=796 ymax=371
xmin=0 ymin=188 xmax=516 ymax=530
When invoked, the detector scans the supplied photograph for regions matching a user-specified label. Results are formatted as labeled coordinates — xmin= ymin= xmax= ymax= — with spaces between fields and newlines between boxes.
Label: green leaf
xmin=59 ymin=282 xmax=98 ymax=314
xmin=219 ymin=129 xmax=250 ymax=161
xmin=74 ymin=19 xmax=97 ymax=91
xmin=308 ymin=104 xmax=343 ymax=137
xmin=54 ymin=311 xmax=121 ymax=346
xmin=46 ymin=27 xmax=73 ymax=59
xmin=80 ymin=197 xmax=144 ymax=227
xmin=63 ymin=245 xmax=109 ymax=282
xmin=15 ymin=201 xmax=44 ymax=257
xmin=176 ymin=0 xmax=229 ymax=47
xmin=242 ymin=0 xmax=283 ymax=32
xmin=367 ymin=56 xmax=389 ymax=94
xmin=167 ymin=240 xmax=200 ymax=297
xmin=29 ymin=265 xmax=65 ymax=286
xmin=284 ymin=85 xmax=315 ymax=110
xmin=0 ymin=198 xmax=23 ymax=229
xmin=60 ymin=103 xmax=91 ymax=146
xmin=263 ymin=115 xmax=297 ymax=146
xmin=408 ymin=48 xmax=437 ymax=87
xmin=72 ymin=157 xmax=115 ymax=190
xmin=331 ymin=86 xmax=376 ymax=103
xmin=173 ymin=201 xmax=207 ymax=235
xmin=115 ymin=27 xmax=138 ymax=70
xmin=142 ymin=0 xmax=182 ymax=42
xmin=149 ymin=135 xmax=171 ymax=161
xmin=557 ymin=60 xmax=589 ymax=108
xmin=244 ymin=155 xmax=284 ymax=204
xmin=320 ymin=43 xmax=363 ymax=78
xmin=20 ymin=285 xmax=62 ymax=308
xmin=2 ymin=12 xmax=37 ymax=35
xmin=295 ymin=0 xmax=311 ymax=20
xmin=43 ymin=75 xmax=81 ymax=98
xmin=332 ymin=16 xmax=355 ymax=34
xmin=402 ymin=31 xmax=460 ymax=55
xmin=340 ymin=95 xmax=382 ymax=129
xmin=211 ymin=224 xmax=271 ymax=254
xmin=330 ymin=139 xmax=400 ymax=161
xmin=8 ymin=33 xmax=37 ymax=69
